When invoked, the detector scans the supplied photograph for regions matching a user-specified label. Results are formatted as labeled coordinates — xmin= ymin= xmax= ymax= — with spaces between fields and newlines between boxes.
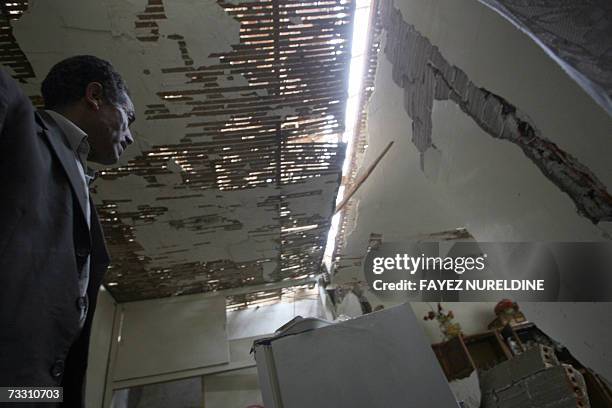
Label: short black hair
xmin=41 ymin=55 xmax=129 ymax=110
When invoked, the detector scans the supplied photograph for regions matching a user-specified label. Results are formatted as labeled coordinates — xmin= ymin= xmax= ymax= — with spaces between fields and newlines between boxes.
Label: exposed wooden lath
xmin=0 ymin=1 xmax=35 ymax=82
xmin=332 ymin=0 xmax=381 ymax=274
xmin=127 ymin=0 xmax=348 ymax=303
xmin=135 ymin=0 xmax=166 ymax=42
xmin=99 ymin=0 xmax=354 ymax=301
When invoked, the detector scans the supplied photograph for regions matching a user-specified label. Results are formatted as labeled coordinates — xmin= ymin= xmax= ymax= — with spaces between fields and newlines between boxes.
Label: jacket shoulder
xmin=0 ymin=69 xmax=31 ymax=127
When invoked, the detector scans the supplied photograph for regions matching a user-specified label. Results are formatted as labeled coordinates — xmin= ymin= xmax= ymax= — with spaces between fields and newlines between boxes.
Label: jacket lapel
xmin=90 ymin=195 xmax=111 ymax=269
xmin=36 ymin=110 xmax=89 ymax=226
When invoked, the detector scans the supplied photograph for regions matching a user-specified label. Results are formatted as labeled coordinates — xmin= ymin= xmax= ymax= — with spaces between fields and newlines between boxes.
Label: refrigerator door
xmin=254 ymin=303 xmax=458 ymax=408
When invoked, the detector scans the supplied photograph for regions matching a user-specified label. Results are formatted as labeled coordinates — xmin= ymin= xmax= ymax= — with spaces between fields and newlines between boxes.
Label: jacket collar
xmin=44 ymin=109 xmax=89 ymax=159
xmin=36 ymin=109 xmax=89 ymax=225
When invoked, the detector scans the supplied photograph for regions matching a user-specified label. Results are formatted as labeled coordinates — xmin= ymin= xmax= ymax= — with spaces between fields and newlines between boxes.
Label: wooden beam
xmin=334 ymin=140 xmax=394 ymax=214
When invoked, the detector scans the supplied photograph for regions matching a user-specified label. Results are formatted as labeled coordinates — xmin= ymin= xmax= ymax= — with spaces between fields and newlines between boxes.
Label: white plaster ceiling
xmin=1 ymin=0 xmax=352 ymax=303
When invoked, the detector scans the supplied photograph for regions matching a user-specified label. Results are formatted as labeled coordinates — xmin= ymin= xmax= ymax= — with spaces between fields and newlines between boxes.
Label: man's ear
xmin=84 ymin=82 xmax=104 ymax=111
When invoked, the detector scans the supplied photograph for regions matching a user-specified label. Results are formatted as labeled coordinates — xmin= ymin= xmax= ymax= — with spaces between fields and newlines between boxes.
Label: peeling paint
xmin=0 ymin=1 xmax=35 ymax=83
xmin=135 ymin=0 xmax=166 ymax=42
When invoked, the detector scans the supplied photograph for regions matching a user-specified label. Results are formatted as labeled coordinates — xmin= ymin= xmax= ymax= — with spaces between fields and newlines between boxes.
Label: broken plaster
xmin=381 ymin=0 xmax=612 ymax=224
xmin=5 ymin=0 xmax=352 ymax=302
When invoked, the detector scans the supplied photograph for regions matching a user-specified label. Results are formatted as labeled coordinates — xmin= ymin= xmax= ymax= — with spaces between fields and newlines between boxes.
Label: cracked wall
xmin=381 ymin=0 xmax=612 ymax=224
xmin=333 ymin=0 xmax=612 ymax=290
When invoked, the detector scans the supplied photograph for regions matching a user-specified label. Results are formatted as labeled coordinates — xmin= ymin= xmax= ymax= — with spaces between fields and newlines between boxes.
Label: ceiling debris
xmin=1 ymin=0 xmax=354 ymax=304
xmin=0 ymin=0 xmax=34 ymax=82
xmin=381 ymin=0 xmax=612 ymax=224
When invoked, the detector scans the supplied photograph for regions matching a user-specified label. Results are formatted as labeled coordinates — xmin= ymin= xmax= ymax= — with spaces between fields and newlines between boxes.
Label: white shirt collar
xmin=45 ymin=109 xmax=95 ymax=181
xmin=44 ymin=109 xmax=90 ymax=160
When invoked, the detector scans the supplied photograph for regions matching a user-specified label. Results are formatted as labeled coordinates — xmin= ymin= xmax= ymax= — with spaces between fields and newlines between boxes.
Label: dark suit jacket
xmin=0 ymin=69 xmax=110 ymax=407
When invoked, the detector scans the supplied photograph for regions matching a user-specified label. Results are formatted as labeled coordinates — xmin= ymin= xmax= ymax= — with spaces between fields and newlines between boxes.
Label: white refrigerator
xmin=253 ymin=303 xmax=458 ymax=408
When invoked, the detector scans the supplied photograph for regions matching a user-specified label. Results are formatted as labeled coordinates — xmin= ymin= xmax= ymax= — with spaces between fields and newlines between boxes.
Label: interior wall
xmin=334 ymin=0 xmax=612 ymax=290
xmin=520 ymin=302 xmax=612 ymax=383
xmin=86 ymin=287 xmax=117 ymax=408
xmin=112 ymin=296 xmax=228 ymax=381
xmin=204 ymin=367 xmax=263 ymax=408
xmin=111 ymin=369 xmax=264 ymax=408
xmin=388 ymin=0 xmax=612 ymax=240
xmin=329 ymin=293 xmax=612 ymax=386
xmin=227 ymin=295 xmax=326 ymax=340
xmin=110 ymin=336 xmax=263 ymax=408
xmin=112 ymin=377 xmax=202 ymax=408
xmin=410 ymin=302 xmax=494 ymax=343
xmin=105 ymin=292 xmax=327 ymax=407
xmin=330 ymin=1 xmax=612 ymax=388
xmin=408 ymin=302 xmax=612 ymax=384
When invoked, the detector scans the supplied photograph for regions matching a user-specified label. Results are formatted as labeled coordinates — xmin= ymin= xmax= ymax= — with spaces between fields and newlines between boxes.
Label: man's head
xmin=41 ymin=55 xmax=135 ymax=165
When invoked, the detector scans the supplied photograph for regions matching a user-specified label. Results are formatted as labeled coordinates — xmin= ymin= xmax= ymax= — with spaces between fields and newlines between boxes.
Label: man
xmin=0 ymin=55 xmax=135 ymax=406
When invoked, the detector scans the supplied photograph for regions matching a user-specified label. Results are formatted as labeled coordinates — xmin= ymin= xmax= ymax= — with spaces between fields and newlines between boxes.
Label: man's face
xmin=87 ymin=91 xmax=135 ymax=165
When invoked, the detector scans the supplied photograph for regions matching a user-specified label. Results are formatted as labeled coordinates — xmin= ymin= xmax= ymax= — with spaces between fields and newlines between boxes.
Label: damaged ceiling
xmin=4 ymin=0 xmax=611 ymax=306
xmin=1 ymin=0 xmax=353 ymax=305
